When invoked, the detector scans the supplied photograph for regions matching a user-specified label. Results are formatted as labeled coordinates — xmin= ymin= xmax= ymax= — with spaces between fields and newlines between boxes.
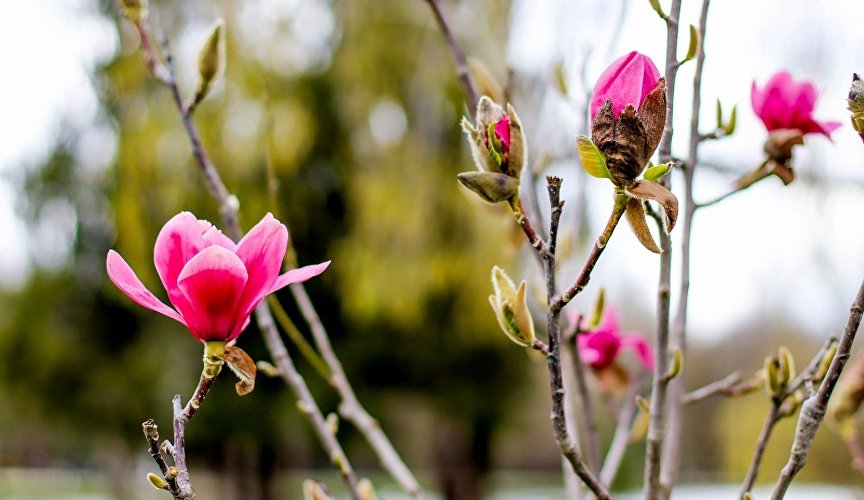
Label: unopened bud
xmin=666 ymin=348 xmax=683 ymax=380
xmin=191 ymin=20 xmax=226 ymax=111
xmin=816 ymin=340 xmax=838 ymax=382
xmin=849 ymin=74 xmax=864 ymax=141
xmin=358 ymin=478 xmax=378 ymax=500
xmin=764 ymin=356 xmax=783 ymax=398
xmin=147 ymin=472 xmax=168 ymax=490
xmin=489 ymin=266 xmax=535 ymax=347
xmin=461 ymin=97 xmax=527 ymax=179
xmin=326 ymin=413 xmax=339 ymax=434
xmin=165 ymin=466 xmax=179 ymax=481
xmin=457 ymin=171 xmax=519 ymax=204
xmin=119 ymin=0 xmax=148 ymax=23
xmin=303 ymin=479 xmax=333 ymax=500
xmin=635 ymin=394 xmax=651 ymax=413
xmin=588 ymin=289 xmax=606 ymax=329
xmin=778 ymin=346 xmax=795 ymax=387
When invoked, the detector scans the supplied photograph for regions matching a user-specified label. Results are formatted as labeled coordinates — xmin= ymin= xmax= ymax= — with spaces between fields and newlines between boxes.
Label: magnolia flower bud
xmin=488 ymin=266 xmax=535 ymax=347
xmin=456 ymin=171 xmax=520 ymax=204
xmin=849 ymin=73 xmax=864 ymax=141
xmin=147 ymin=472 xmax=168 ymax=490
xmin=119 ymin=0 xmax=148 ymax=23
xmin=778 ymin=346 xmax=796 ymax=387
xmin=764 ymin=355 xmax=783 ymax=398
xmin=460 ymin=97 xmax=527 ymax=182
xmin=190 ymin=20 xmax=226 ymax=111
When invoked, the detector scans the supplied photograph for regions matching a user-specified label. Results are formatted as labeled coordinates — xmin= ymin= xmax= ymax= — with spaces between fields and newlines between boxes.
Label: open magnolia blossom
xmin=578 ymin=308 xmax=653 ymax=393
xmin=106 ymin=212 xmax=330 ymax=344
xmin=737 ymin=71 xmax=842 ymax=187
xmin=578 ymin=51 xmax=678 ymax=253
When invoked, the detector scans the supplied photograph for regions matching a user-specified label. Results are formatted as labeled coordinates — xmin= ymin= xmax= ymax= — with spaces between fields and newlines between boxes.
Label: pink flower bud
xmin=590 ymin=51 xmax=661 ymax=119
xmin=106 ymin=212 xmax=330 ymax=343
xmin=751 ymin=71 xmax=841 ymax=137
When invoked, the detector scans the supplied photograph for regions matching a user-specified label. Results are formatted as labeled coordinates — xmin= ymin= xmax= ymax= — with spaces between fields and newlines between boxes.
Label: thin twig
xmin=681 ymin=372 xmax=764 ymax=405
xmin=542 ymin=177 xmax=611 ymax=500
xmin=738 ymin=337 xmax=836 ymax=498
xmin=695 ymin=162 xmax=771 ymax=209
xmin=125 ymin=17 xmax=363 ymax=499
xmin=423 ymin=0 xmax=479 ymax=108
xmin=771 ymin=281 xmax=864 ymax=498
xmin=142 ymin=420 xmax=179 ymax=497
xmin=601 ymin=382 xmax=642 ymax=486
xmin=644 ymin=1 xmax=683 ymax=498
xmin=289 ymin=283 xmax=425 ymax=498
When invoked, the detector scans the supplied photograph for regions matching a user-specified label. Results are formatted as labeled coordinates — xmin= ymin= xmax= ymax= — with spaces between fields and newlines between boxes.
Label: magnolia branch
xmin=542 ymin=177 xmax=611 ymax=499
xmin=125 ymin=17 xmax=362 ymax=499
xmin=644 ymin=0 xmax=683 ymax=497
xmin=681 ymin=372 xmax=763 ymax=406
xmin=659 ymin=0 xmax=709 ymax=491
xmin=771 ymin=282 xmax=864 ymax=498
xmin=423 ymin=0 xmax=479 ymax=108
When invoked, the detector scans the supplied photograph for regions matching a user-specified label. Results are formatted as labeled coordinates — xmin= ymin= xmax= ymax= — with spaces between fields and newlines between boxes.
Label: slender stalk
xmin=125 ymin=17 xmax=363 ymax=499
xmin=740 ymin=402 xmax=781 ymax=497
xmin=423 ymin=0 xmax=480 ymax=108
xmin=695 ymin=160 xmax=771 ymax=209
xmin=543 ymin=177 xmax=611 ymax=500
xmin=659 ymin=1 xmax=710 ymax=492
xmin=681 ymin=372 xmax=764 ymax=405
xmin=771 ymin=280 xmax=864 ymax=498
xmin=601 ymin=383 xmax=641 ymax=486
xmin=644 ymin=1 xmax=682 ymax=498
xmin=289 ymin=283 xmax=425 ymax=498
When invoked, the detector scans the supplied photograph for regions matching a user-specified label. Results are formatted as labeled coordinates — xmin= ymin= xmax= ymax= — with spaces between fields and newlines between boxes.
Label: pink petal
xmin=494 ymin=116 xmax=511 ymax=150
xmin=579 ymin=330 xmax=621 ymax=370
xmin=580 ymin=347 xmax=603 ymax=366
xmin=591 ymin=51 xmax=660 ymax=119
xmin=154 ymin=212 xmax=209 ymax=316
xmin=751 ymin=81 xmax=766 ymax=118
xmin=106 ymin=250 xmax=185 ymax=325
xmin=177 ymin=245 xmax=249 ymax=341
xmin=621 ymin=334 xmax=654 ymax=370
xmin=234 ymin=213 xmax=289 ymax=317
xmin=269 ymin=261 xmax=331 ymax=294
xmin=598 ymin=308 xmax=620 ymax=333
xmin=201 ymin=222 xmax=237 ymax=251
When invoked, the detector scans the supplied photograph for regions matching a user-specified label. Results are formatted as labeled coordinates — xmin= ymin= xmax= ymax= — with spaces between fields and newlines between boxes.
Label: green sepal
xmin=488 ymin=122 xmax=504 ymax=167
xmin=643 ymin=163 xmax=672 ymax=181
xmin=716 ymin=99 xmax=723 ymax=130
xmin=576 ymin=135 xmax=610 ymax=179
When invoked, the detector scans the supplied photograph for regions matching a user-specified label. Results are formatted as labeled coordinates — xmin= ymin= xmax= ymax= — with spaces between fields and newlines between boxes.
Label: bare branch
xmin=423 ymin=0 xmax=479 ymax=108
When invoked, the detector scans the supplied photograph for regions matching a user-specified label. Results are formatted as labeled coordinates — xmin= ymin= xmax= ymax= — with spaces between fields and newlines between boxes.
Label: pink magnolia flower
xmin=751 ymin=71 xmax=841 ymax=137
xmin=106 ymin=212 xmax=330 ymax=343
xmin=493 ymin=115 xmax=511 ymax=150
xmin=590 ymin=51 xmax=662 ymax=119
xmin=578 ymin=308 xmax=653 ymax=372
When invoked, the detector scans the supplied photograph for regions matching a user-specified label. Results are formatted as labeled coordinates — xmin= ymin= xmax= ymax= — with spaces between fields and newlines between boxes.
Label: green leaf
xmin=575 ymin=135 xmax=610 ymax=179
xmin=681 ymin=24 xmax=699 ymax=63
xmin=648 ymin=0 xmax=665 ymax=19
xmin=724 ymin=104 xmax=737 ymax=135
xmin=643 ymin=163 xmax=672 ymax=181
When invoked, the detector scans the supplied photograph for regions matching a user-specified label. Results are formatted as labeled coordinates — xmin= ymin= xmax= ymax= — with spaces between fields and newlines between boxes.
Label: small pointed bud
xmin=848 ymin=74 xmax=864 ymax=141
xmin=489 ymin=266 xmax=535 ymax=347
xmin=202 ymin=341 xmax=226 ymax=379
xmin=648 ymin=0 xmax=665 ymax=19
xmin=635 ymin=394 xmax=651 ymax=412
xmin=816 ymin=340 xmax=838 ymax=382
xmin=303 ymin=479 xmax=333 ymax=500
xmin=462 ymin=97 xmax=527 ymax=179
xmin=588 ymin=289 xmax=606 ymax=329
xmin=629 ymin=409 xmax=651 ymax=442
xmin=681 ymin=24 xmax=698 ymax=64
xmin=554 ymin=60 xmax=569 ymax=96
xmin=716 ymin=99 xmax=724 ymax=130
xmin=724 ymin=105 xmax=737 ymax=135
xmin=358 ymin=478 xmax=378 ymax=500
xmin=666 ymin=348 xmax=683 ymax=380
xmin=468 ymin=57 xmax=504 ymax=104
xmin=165 ymin=466 xmax=179 ymax=480
xmin=764 ymin=355 xmax=783 ymax=398
xmin=457 ymin=171 xmax=520 ymax=204
xmin=147 ymin=472 xmax=168 ymax=490
xmin=743 ymin=493 xmax=754 ymax=500
xmin=326 ymin=412 xmax=339 ymax=434
xmin=119 ymin=0 xmax=148 ymax=23
xmin=829 ymin=354 xmax=864 ymax=428
xmin=191 ymin=20 xmax=226 ymax=111
xmin=778 ymin=346 xmax=795 ymax=387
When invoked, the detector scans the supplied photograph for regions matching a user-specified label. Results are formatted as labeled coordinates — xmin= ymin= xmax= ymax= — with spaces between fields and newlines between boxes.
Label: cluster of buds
xmin=737 ymin=71 xmax=840 ymax=187
xmin=458 ymin=97 xmax=527 ymax=205
xmin=763 ymin=346 xmax=796 ymax=399
xmin=578 ymin=51 xmax=678 ymax=253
